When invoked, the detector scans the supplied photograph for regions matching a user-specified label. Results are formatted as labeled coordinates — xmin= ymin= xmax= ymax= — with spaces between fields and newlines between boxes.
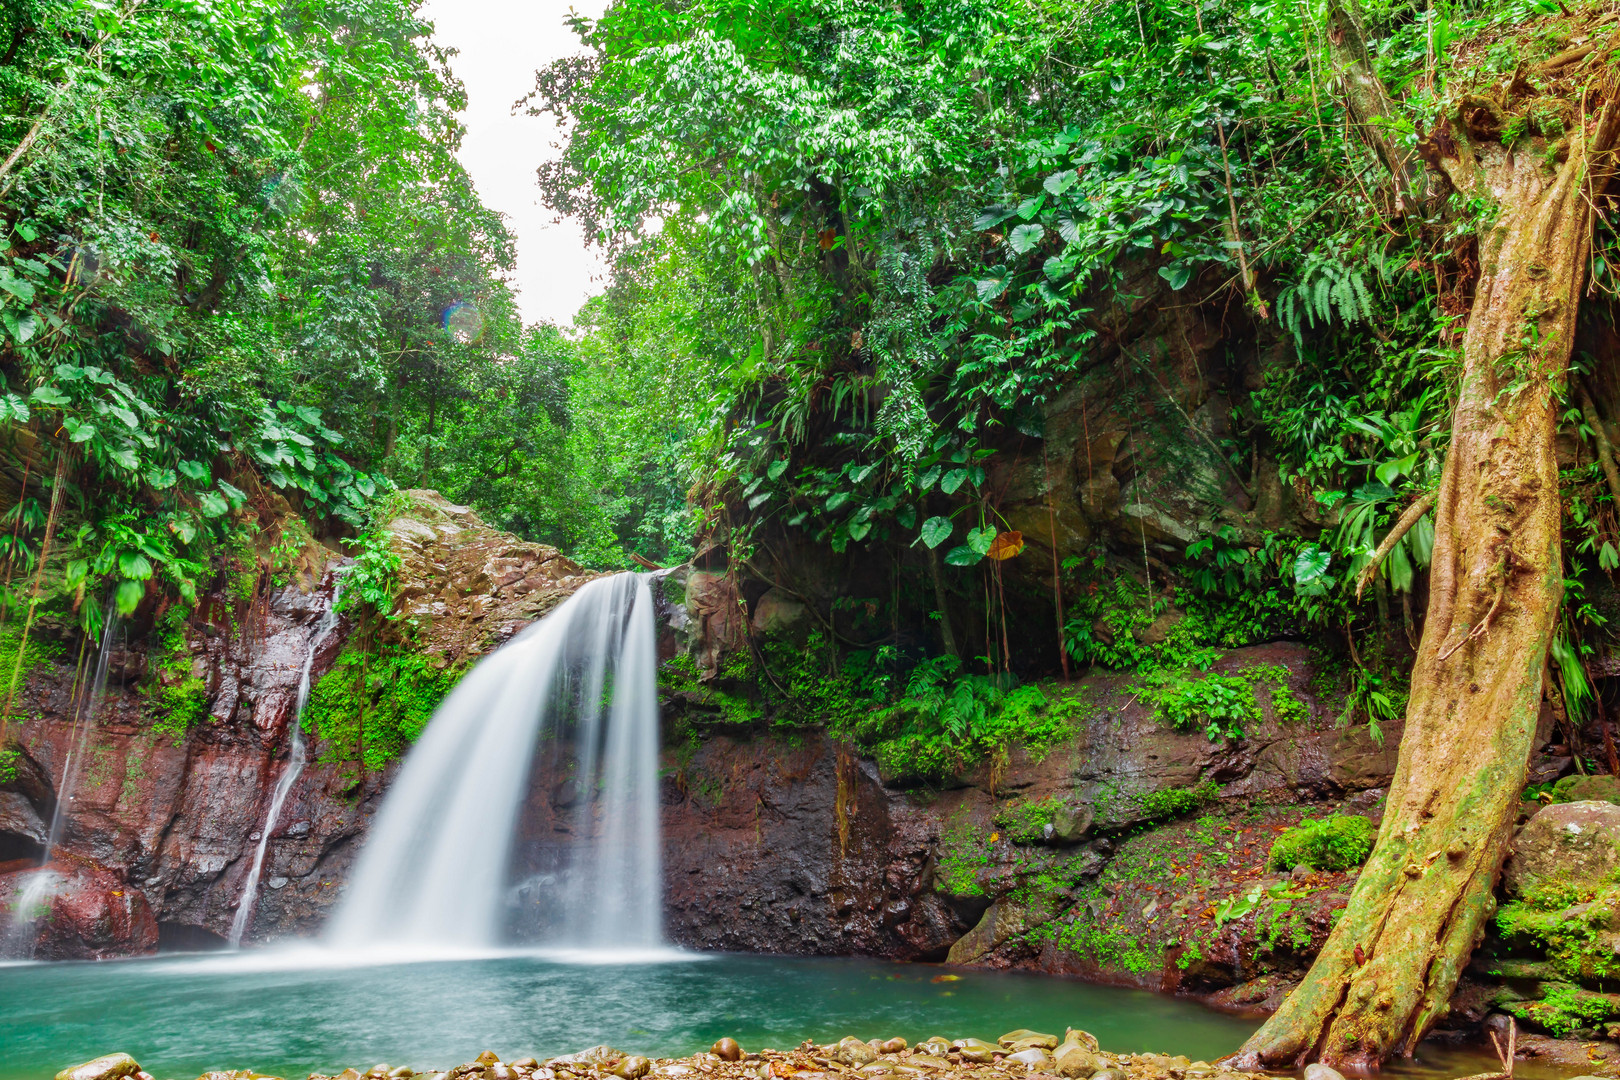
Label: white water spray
xmin=327 ymin=572 xmax=661 ymax=951
xmin=229 ymin=607 xmax=339 ymax=947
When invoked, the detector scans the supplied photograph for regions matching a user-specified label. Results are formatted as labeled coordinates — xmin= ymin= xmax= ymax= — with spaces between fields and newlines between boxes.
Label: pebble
xmin=835 ymin=1038 xmax=878 ymax=1067
xmin=57 ymin=1028 xmax=1290 ymax=1080
xmin=951 ymin=1040 xmax=997 ymax=1064
xmin=1302 ymin=1066 xmax=1344 ymax=1080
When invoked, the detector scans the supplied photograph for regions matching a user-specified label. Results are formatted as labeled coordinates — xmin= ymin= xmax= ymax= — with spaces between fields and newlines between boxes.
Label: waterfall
xmin=229 ymin=606 xmax=339 ymax=947
xmin=3 ymin=598 xmax=118 ymax=959
xmin=326 ymin=572 xmax=662 ymax=952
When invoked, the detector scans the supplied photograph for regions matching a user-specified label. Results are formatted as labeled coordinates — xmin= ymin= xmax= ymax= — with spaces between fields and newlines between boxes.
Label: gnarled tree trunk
xmin=1230 ymin=85 xmax=1620 ymax=1070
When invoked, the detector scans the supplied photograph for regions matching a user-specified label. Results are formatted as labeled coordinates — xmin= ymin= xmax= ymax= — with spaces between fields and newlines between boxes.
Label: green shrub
xmin=1267 ymin=814 xmax=1376 ymax=872
xmin=1157 ymin=674 xmax=1257 ymax=742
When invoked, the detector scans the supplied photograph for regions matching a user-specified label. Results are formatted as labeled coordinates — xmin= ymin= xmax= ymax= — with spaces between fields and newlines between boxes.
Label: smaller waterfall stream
xmin=327 ymin=571 xmax=661 ymax=952
xmin=229 ymin=606 xmax=339 ymax=947
xmin=3 ymin=598 xmax=118 ymax=958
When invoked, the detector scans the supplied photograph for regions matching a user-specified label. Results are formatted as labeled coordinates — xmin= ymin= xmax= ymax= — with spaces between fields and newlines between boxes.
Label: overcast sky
xmin=423 ymin=0 xmax=609 ymax=327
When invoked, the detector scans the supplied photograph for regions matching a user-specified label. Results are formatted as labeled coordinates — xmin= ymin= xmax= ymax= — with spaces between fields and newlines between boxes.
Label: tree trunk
xmin=1231 ymin=93 xmax=1620 ymax=1071
xmin=1325 ymin=0 xmax=1426 ymax=213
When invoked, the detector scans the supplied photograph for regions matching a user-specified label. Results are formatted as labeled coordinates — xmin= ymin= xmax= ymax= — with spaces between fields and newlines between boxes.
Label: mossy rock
xmin=1505 ymin=801 xmax=1620 ymax=900
xmin=1266 ymin=815 xmax=1375 ymax=872
xmin=1552 ymin=775 xmax=1620 ymax=805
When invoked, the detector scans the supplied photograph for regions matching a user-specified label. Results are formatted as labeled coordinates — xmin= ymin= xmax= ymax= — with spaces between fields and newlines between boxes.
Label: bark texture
xmin=1231 ymin=84 xmax=1620 ymax=1070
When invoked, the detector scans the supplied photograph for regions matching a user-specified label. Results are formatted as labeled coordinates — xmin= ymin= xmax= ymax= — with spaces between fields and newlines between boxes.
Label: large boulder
xmin=0 ymin=859 xmax=158 ymax=959
xmin=385 ymin=489 xmax=599 ymax=664
xmin=1506 ymin=801 xmax=1620 ymax=899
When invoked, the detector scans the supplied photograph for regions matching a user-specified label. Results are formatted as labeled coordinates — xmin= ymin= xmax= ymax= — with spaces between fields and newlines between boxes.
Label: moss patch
xmin=1266 ymin=815 xmax=1376 ymax=872
xmin=304 ymin=641 xmax=464 ymax=771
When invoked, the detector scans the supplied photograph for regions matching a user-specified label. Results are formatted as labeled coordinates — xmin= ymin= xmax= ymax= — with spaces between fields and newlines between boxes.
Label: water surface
xmin=0 ymin=950 xmax=1524 ymax=1080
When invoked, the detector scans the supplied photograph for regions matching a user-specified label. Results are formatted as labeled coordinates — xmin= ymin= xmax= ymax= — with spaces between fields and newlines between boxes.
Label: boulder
xmin=952 ymin=1040 xmax=997 ymax=1063
xmin=751 ymin=589 xmax=810 ymax=643
xmin=0 ymin=861 xmax=158 ymax=960
xmin=1505 ymin=801 xmax=1620 ymax=899
xmin=55 ymin=1057 xmax=142 ymax=1080
xmin=1050 ymin=803 xmax=1095 ymax=845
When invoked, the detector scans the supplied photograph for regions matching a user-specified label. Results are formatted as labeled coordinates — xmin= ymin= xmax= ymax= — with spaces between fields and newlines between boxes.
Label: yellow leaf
xmin=987 ymin=531 xmax=1024 ymax=560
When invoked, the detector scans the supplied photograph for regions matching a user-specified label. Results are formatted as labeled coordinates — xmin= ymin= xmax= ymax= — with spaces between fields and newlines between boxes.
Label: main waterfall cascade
xmin=327 ymin=572 xmax=663 ymax=951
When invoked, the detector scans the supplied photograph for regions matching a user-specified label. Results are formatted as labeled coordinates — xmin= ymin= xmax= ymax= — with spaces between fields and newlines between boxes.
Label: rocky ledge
xmin=58 ymin=1030 xmax=1275 ymax=1080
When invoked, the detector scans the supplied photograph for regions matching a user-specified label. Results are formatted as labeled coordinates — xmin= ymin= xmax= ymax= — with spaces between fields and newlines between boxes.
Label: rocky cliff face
xmin=0 ymin=490 xmax=592 ymax=957
xmin=652 ymin=642 xmax=1400 ymax=988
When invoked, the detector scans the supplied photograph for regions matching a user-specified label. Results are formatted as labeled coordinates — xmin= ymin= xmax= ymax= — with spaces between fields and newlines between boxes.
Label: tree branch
xmin=1578 ymin=381 xmax=1620 ymax=510
xmin=1354 ymin=490 xmax=1437 ymax=600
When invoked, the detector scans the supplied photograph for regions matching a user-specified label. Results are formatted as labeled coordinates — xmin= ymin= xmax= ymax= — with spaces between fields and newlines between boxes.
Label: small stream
xmin=0 ymin=951 xmax=1526 ymax=1080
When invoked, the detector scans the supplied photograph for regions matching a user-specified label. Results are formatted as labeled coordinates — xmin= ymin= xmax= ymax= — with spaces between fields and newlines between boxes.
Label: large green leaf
xmin=944 ymin=545 xmax=983 ymax=567
xmin=115 ymin=580 xmax=145 ymax=616
xmin=1009 ymin=223 xmax=1045 ymax=254
xmin=918 ymin=516 xmax=953 ymax=549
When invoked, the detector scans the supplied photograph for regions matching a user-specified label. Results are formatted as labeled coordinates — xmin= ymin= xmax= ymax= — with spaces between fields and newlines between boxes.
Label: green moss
xmin=304 ymin=641 xmax=464 ymax=770
xmin=936 ymin=817 xmax=991 ymax=897
xmin=1049 ymin=905 xmax=1161 ymax=974
xmin=0 ymin=623 xmax=62 ymax=725
xmin=994 ymin=794 xmax=1068 ymax=844
xmin=1139 ymin=780 xmax=1219 ymax=822
xmin=142 ymin=614 xmax=210 ymax=745
xmin=1266 ymin=814 xmax=1375 ymax=872
xmin=1496 ymin=883 xmax=1620 ymax=986
xmin=149 ymin=677 xmax=210 ymax=745
xmin=0 ymin=745 xmax=18 ymax=784
xmin=1504 ymin=982 xmax=1620 ymax=1037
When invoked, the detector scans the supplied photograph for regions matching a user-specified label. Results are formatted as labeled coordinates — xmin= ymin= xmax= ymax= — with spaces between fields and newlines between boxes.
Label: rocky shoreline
xmin=59 ymin=1030 xmax=1281 ymax=1080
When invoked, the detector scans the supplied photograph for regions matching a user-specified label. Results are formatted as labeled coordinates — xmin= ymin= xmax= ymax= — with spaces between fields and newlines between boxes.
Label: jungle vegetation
xmin=6 ymin=0 xmax=1620 ymax=1065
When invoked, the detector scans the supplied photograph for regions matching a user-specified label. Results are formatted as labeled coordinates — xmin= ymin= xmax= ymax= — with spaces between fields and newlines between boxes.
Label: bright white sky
xmin=423 ymin=0 xmax=610 ymax=327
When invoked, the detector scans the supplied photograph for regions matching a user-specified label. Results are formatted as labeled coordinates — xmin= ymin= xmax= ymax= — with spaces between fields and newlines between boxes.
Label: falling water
xmin=327 ymin=572 xmax=661 ymax=951
xmin=2 ymin=598 xmax=118 ymax=958
xmin=229 ymin=606 xmax=340 ymax=947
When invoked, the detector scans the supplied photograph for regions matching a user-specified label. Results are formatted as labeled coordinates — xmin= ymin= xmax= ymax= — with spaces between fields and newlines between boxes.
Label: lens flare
xmin=443 ymin=301 xmax=484 ymax=344
xmin=260 ymin=173 xmax=304 ymax=217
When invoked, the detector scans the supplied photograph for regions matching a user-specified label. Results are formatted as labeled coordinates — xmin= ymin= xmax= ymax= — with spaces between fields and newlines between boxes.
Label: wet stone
xmin=835 ymin=1038 xmax=878 ymax=1067
xmin=712 ymin=1041 xmax=743 ymax=1063
xmin=55 ymin=1055 xmax=143 ymax=1080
